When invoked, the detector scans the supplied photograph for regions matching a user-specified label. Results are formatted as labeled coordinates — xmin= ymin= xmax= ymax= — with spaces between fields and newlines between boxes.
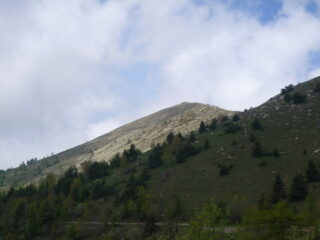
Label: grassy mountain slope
xmin=148 ymin=76 xmax=320 ymax=208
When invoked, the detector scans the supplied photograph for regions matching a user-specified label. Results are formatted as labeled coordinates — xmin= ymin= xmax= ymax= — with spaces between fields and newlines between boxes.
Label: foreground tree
xmin=242 ymin=201 xmax=297 ymax=240
xmin=182 ymin=201 xmax=228 ymax=240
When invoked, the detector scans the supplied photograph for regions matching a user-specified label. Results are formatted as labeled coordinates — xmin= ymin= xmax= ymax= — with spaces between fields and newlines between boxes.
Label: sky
xmin=1 ymin=0 xmax=320 ymax=169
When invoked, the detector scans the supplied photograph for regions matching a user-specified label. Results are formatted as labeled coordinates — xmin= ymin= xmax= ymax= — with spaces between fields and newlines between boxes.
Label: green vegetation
xmin=289 ymin=173 xmax=308 ymax=202
xmin=0 ymin=77 xmax=320 ymax=239
xmin=305 ymin=160 xmax=320 ymax=182
xmin=271 ymin=173 xmax=286 ymax=204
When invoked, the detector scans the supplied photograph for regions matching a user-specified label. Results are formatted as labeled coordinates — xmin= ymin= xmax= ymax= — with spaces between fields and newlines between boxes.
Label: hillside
xmin=0 ymin=102 xmax=233 ymax=188
xmin=149 ymin=76 xmax=320 ymax=209
xmin=1 ymin=77 xmax=320 ymax=240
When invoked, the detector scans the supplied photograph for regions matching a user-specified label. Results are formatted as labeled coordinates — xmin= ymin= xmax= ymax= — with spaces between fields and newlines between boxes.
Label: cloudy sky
xmin=0 ymin=0 xmax=320 ymax=169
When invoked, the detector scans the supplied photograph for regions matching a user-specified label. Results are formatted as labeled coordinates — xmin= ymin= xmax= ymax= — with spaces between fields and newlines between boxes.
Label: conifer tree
xmin=199 ymin=121 xmax=207 ymax=133
xmin=148 ymin=144 xmax=163 ymax=169
xmin=189 ymin=131 xmax=196 ymax=142
xmin=251 ymin=118 xmax=262 ymax=130
xmin=252 ymin=141 xmax=263 ymax=158
xmin=290 ymin=173 xmax=308 ymax=202
xmin=166 ymin=132 xmax=175 ymax=144
xmin=249 ymin=133 xmax=256 ymax=142
xmin=110 ymin=153 xmax=121 ymax=169
xmin=305 ymin=160 xmax=320 ymax=183
xmin=273 ymin=148 xmax=280 ymax=158
xmin=271 ymin=173 xmax=286 ymax=204
xmin=209 ymin=119 xmax=217 ymax=130
xmin=258 ymin=193 xmax=269 ymax=210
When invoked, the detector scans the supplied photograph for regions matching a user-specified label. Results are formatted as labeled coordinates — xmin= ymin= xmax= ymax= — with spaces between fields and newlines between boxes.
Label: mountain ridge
xmin=0 ymin=101 xmax=233 ymax=187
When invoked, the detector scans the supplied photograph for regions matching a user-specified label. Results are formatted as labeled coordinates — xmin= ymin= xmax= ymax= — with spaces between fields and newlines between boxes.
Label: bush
xmin=292 ymin=92 xmax=307 ymax=104
xmin=284 ymin=93 xmax=292 ymax=102
xmin=251 ymin=118 xmax=262 ymax=130
xmin=218 ymin=163 xmax=233 ymax=176
xmin=223 ymin=122 xmax=242 ymax=133
xmin=176 ymin=143 xmax=199 ymax=164
xmin=281 ymin=84 xmax=295 ymax=94
xmin=232 ymin=114 xmax=240 ymax=122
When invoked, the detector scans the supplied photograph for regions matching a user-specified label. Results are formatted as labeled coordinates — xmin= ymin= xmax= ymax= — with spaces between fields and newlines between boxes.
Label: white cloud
xmin=0 ymin=0 xmax=320 ymax=168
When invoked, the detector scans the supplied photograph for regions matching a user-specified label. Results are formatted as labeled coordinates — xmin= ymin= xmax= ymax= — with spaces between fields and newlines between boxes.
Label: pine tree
xmin=209 ymin=119 xmax=217 ymax=130
xmin=199 ymin=121 xmax=207 ymax=133
xmin=166 ymin=132 xmax=175 ymax=144
xmin=252 ymin=141 xmax=263 ymax=158
xmin=290 ymin=173 xmax=308 ymax=202
xmin=273 ymin=148 xmax=280 ymax=158
xmin=258 ymin=193 xmax=269 ymax=210
xmin=249 ymin=133 xmax=256 ymax=142
xmin=271 ymin=173 xmax=286 ymax=204
xmin=251 ymin=118 xmax=262 ymax=130
xmin=148 ymin=144 xmax=163 ymax=169
xmin=110 ymin=153 xmax=121 ymax=169
xmin=189 ymin=131 xmax=196 ymax=142
xmin=305 ymin=160 xmax=320 ymax=182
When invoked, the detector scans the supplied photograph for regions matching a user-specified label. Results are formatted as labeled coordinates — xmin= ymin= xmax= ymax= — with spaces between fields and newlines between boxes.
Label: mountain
xmin=1 ymin=76 xmax=320 ymax=203
xmin=0 ymin=102 xmax=233 ymax=188
xmin=1 ymin=77 xmax=320 ymax=240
